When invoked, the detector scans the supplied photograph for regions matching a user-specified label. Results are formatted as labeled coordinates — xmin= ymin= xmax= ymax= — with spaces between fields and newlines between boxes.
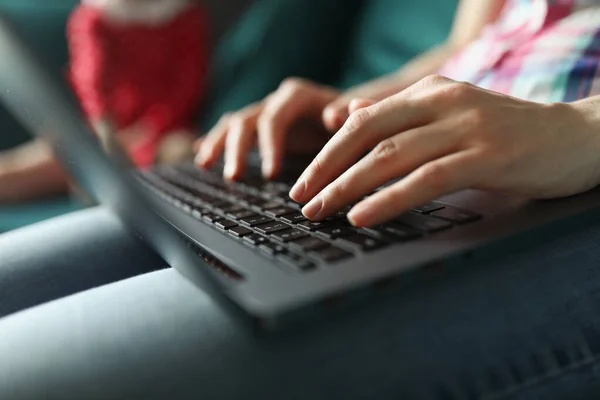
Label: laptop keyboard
xmin=136 ymin=164 xmax=482 ymax=273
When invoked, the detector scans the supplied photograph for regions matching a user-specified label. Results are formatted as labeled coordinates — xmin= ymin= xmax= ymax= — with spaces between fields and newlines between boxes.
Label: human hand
xmin=289 ymin=75 xmax=600 ymax=227
xmin=156 ymin=130 xmax=196 ymax=165
xmin=195 ymin=78 xmax=340 ymax=180
xmin=92 ymin=118 xmax=147 ymax=157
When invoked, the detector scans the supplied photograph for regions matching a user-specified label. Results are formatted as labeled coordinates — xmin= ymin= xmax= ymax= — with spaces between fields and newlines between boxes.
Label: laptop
xmin=2 ymin=19 xmax=600 ymax=329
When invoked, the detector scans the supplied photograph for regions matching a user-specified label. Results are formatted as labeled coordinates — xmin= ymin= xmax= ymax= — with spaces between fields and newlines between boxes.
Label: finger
xmin=322 ymin=101 xmax=350 ymax=132
xmin=290 ymin=95 xmax=433 ymax=204
xmin=193 ymin=137 xmax=204 ymax=153
xmin=301 ymin=122 xmax=459 ymax=220
xmin=347 ymin=150 xmax=482 ymax=227
xmin=196 ymin=114 xmax=231 ymax=168
xmin=223 ymin=113 xmax=258 ymax=181
xmin=348 ymin=98 xmax=375 ymax=114
xmin=257 ymin=81 xmax=324 ymax=179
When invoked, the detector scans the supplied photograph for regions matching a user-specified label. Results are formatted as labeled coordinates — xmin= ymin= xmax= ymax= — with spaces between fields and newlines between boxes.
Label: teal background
xmin=0 ymin=0 xmax=457 ymax=232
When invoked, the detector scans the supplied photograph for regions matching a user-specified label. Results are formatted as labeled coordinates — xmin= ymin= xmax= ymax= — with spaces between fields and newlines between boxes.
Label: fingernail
xmin=347 ymin=204 xmax=373 ymax=227
xmin=197 ymin=147 xmax=212 ymax=167
xmin=302 ymin=197 xmax=323 ymax=219
xmin=262 ymin=159 xmax=274 ymax=179
xmin=224 ymin=163 xmax=236 ymax=180
xmin=194 ymin=151 xmax=205 ymax=166
xmin=289 ymin=179 xmax=306 ymax=201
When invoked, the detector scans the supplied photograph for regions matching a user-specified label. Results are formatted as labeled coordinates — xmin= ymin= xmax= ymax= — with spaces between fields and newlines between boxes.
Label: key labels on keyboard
xmin=254 ymin=221 xmax=291 ymax=235
xmin=140 ymin=166 xmax=484 ymax=273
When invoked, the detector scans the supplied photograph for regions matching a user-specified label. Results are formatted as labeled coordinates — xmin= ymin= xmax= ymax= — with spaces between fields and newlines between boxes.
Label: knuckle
xmin=260 ymin=99 xmax=290 ymax=128
xmin=463 ymin=107 xmax=487 ymax=128
xmin=229 ymin=114 xmax=252 ymax=131
xmin=308 ymin=155 xmax=326 ymax=178
xmin=256 ymin=110 xmax=280 ymax=134
xmin=419 ymin=74 xmax=450 ymax=88
xmin=279 ymin=77 xmax=306 ymax=92
xmin=447 ymin=81 xmax=470 ymax=97
xmin=344 ymin=108 xmax=372 ymax=132
xmin=327 ymin=179 xmax=350 ymax=199
xmin=418 ymin=162 xmax=450 ymax=192
xmin=371 ymin=139 xmax=400 ymax=164
xmin=220 ymin=112 xmax=233 ymax=123
xmin=432 ymin=81 xmax=471 ymax=103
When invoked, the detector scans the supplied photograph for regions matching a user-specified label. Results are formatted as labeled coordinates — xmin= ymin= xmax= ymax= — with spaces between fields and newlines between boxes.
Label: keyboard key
xmin=253 ymin=200 xmax=283 ymax=211
xmin=364 ymin=224 xmax=421 ymax=242
xmin=194 ymin=193 xmax=217 ymax=205
xmin=271 ymin=229 xmax=309 ymax=243
xmin=430 ymin=207 xmax=482 ymax=224
xmin=337 ymin=234 xmax=387 ymax=252
xmin=308 ymin=246 xmax=353 ymax=263
xmin=221 ymin=204 xmax=246 ymax=214
xmin=259 ymin=241 xmax=287 ymax=256
xmin=261 ymin=182 xmax=290 ymax=197
xmin=276 ymin=252 xmax=315 ymax=272
xmin=330 ymin=206 xmax=352 ymax=220
xmin=243 ymin=233 xmax=269 ymax=247
xmin=202 ymin=213 xmax=223 ymax=224
xmin=227 ymin=209 xmax=257 ymax=220
xmin=238 ymin=177 xmax=264 ymax=192
xmin=228 ymin=225 xmax=253 ymax=238
xmin=191 ymin=208 xmax=204 ymax=219
xmin=280 ymin=212 xmax=307 ymax=224
xmin=254 ymin=221 xmax=291 ymax=235
xmin=316 ymin=226 xmax=355 ymax=239
xmin=286 ymin=201 xmax=303 ymax=210
xmin=240 ymin=215 xmax=273 ymax=227
xmin=265 ymin=206 xmax=296 ymax=218
xmin=395 ymin=213 xmax=453 ymax=233
xmin=288 ymin=236 xmax=330 ymax=252
xmin=212 ymin=201 xmax=237 ymax=213
xmin=411 ymin=202 xmax=445 ymax=214
xmin=220 ymin=186 xmax=246 ymax=199
xmin=215 ymin=219 xmax=238 ymax=230
xmin=297 ymin=219 xmax=337 ymax=231
xmin=205 ymin=199 xmax=231 ymax=211
xmin=239 ymin=195 xmax=264 ymax=205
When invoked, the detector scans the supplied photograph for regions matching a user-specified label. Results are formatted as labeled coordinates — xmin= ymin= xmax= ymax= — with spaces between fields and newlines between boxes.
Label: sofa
xmin=0 ymin=0 xmax=456 ymax=233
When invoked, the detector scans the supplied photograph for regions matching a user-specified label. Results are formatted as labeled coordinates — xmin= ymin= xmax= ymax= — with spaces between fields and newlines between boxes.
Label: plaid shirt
xmin=439 ymin=0 xmax=600 ymax=102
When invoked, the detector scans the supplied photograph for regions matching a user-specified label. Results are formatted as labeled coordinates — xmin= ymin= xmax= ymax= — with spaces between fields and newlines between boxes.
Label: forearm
xmin=571 ymin=95 xmax=600 ymax=117
xmin=341 ymin=43 xmax=462 ymax=101
xmin=340 ymin=0 xmax=506 ymax=102
xmin=0 ymin=140 xmax=69 ymax=204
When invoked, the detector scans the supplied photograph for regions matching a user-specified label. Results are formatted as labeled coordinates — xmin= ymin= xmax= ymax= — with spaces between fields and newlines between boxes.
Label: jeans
xmin=1 ymin=207 xmax=600 ymax=399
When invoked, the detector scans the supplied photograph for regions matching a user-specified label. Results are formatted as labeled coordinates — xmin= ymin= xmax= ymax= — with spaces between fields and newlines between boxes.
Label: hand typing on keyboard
xmin=195 ymin=76 xmax=401 ymax=182
xmin=195 ymin=79 xmax=337 ymax=181
xmin=288 ymin=76 xmax=600 ymax=227
xmin=144 ymin=163 xmax=480 ymax=268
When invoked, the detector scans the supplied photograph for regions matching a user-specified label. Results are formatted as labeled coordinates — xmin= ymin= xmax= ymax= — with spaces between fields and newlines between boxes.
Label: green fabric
xmin=200 ymin=0 xmax=365 ymax=130
xmin=337 ymin=0 xmax=457 ymax=88
xmin=0 ymin=0 xmax=78 ymax=150
xmin=201 ymin=0 xmax=457 ymax=130
xmin=0 ymin=0 xmax=78 ymax=231
xmin=0 ymin=0 xmax=457 ymax=232
xmin=0 ymin=198 xmax=81 ymax=233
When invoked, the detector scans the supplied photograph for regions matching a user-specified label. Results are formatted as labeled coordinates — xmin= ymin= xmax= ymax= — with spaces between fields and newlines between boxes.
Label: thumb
xmin=322 ymin=100 xmax=351 ymax=132
xmin=348 ymin=98 xmax=376 ymax=114
xmin=193 ymin=136 xmax=204 ymax=153
xmin=322 ymin=98 xmax=377 ymax=132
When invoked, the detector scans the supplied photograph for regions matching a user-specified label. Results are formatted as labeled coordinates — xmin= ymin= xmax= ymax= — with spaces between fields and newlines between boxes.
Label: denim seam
xmin=480 ymin=353 xmax=600 ymax=400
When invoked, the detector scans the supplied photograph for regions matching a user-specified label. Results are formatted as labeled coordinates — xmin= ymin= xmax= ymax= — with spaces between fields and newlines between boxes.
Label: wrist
xmin=552 ymin=99 xmax=600 ymax=183
xmin=569 ymin=97 xmax=600 ymax=128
